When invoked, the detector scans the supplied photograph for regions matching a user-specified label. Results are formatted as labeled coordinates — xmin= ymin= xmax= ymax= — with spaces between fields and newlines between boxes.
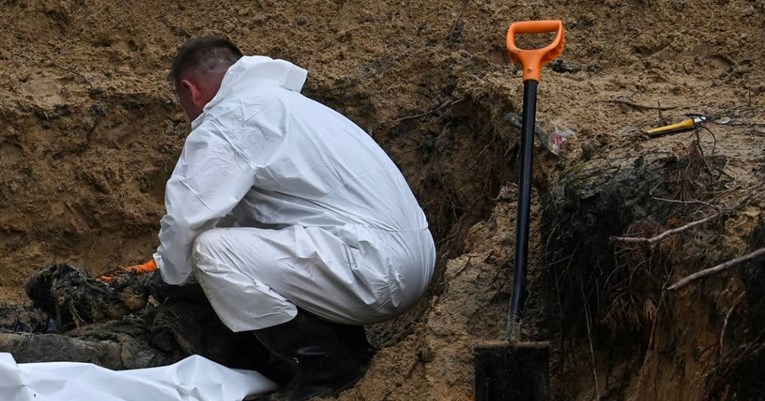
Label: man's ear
xmin=179 ymin=79 xmax=203 ymax=105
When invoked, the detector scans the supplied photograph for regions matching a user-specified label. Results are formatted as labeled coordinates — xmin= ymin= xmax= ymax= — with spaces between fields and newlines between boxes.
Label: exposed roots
xmin=702 ymin=332 xmax=765 ymax=401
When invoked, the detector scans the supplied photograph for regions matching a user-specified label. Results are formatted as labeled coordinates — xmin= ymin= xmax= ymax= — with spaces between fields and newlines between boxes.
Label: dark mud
xmin=2 ymin=263 xmax=289 ymax=384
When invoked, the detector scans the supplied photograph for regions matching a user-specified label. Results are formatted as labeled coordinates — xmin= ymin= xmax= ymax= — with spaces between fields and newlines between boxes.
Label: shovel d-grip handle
xmin=506 ymin=20 xmax=565 ymax=82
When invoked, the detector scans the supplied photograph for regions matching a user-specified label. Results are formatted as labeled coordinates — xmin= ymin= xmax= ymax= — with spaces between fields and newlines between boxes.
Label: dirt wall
xmin=0 ymin=0 xmax=764 ymax=400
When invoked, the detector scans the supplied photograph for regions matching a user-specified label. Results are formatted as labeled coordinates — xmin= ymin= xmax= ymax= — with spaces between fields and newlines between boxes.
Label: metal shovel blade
xmin=474 ymin=342 xmax=550 ymax=401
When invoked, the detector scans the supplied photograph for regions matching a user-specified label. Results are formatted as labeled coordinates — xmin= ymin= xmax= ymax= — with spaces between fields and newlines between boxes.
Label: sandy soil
xmin=0 ymin=0 xmax=763 ymax=400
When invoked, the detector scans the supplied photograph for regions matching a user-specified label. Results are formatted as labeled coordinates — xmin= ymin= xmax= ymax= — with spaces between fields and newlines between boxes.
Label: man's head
xmin=169 ymin=36 xmax=243 ymax=120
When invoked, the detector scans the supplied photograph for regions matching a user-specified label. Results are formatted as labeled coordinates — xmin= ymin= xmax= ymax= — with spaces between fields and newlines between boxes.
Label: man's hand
xmin=100 ymin=259 xmax=157 ymax=282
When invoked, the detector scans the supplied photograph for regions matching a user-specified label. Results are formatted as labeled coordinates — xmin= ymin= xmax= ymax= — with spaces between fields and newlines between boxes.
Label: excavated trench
xmin=1 ymin=74 xmax=763 ymax=400
xmin=0 ymin=87 xmax=518 ymax=373
xmin=0 ymin=0 xmax=763 ymax=399
xmin=1 ymin=77 xmax=764 ymax=400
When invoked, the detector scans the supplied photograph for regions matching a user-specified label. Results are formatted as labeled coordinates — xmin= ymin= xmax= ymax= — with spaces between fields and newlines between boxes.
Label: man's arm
xmin=154 ymin=126 xmax=255 ymax=285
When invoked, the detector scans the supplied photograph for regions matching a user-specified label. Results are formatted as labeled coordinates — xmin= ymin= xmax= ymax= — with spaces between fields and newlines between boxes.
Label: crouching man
xmin=133 ymin=36 xmax=435 ymax=400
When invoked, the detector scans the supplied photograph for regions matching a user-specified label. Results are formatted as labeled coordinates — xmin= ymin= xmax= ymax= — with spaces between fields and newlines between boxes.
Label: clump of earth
xmin=0 ymin=0 xmax=763 ymax=400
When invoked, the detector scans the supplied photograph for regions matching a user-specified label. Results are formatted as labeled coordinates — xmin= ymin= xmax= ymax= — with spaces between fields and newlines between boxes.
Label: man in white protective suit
xmin=124 ymin=36 xmax=436 ymax=400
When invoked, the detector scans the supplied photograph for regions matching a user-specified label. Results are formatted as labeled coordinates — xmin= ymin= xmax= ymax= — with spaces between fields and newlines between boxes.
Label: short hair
xmin=169 ymin=36 xmax=243 ymax=88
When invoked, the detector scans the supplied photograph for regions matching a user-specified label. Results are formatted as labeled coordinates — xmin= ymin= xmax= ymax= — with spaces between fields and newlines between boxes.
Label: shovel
xmin=474 ymin=20 xmax=565 ymax=401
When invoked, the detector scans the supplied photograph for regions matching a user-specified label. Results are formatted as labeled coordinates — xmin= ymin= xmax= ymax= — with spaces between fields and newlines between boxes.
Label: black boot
xmin=325 ymin=322 xmax=377 ymax=369
xmin=252 ymin=311 xmax=365 ymax=401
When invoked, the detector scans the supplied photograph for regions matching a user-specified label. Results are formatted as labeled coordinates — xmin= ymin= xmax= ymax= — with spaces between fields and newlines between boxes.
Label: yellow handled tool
xmin=646 ymin=116 xmax=706 ymax=138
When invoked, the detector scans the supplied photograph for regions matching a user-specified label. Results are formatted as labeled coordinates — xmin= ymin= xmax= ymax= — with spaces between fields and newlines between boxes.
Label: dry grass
xmin=665 ymin=140 xmax=713 ymax=201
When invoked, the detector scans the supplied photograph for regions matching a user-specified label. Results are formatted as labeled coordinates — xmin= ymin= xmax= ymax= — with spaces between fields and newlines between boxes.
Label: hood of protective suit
xmin=193 ymin=56 xmax=308 ymax=129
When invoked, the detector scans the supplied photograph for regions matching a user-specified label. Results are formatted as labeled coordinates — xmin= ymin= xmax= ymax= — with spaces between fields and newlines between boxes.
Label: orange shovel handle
xmin=506 ymin=20 xmax=565 ymax=82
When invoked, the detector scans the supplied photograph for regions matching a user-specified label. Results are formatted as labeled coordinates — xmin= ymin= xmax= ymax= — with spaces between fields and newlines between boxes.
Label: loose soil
xmin=0 ymin=0 xmax=763 ymax=400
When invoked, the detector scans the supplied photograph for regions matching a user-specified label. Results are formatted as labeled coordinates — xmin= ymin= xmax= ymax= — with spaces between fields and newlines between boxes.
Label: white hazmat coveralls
xmin=152 ymin=56 xmax=436 ymax=332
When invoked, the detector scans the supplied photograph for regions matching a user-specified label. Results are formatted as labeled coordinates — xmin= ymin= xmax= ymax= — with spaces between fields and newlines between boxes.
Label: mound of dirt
xmin=0 ymin=0 xmax=763 ymax=400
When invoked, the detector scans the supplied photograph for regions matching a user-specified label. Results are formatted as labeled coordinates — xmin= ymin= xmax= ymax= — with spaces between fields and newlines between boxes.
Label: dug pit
xmin=1 ymin=1 xmax=764 ymax=400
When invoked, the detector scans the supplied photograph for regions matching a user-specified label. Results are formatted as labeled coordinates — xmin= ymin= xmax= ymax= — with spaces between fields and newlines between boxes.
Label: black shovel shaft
xmin=509 ymin=80 xmax=538 ymax=325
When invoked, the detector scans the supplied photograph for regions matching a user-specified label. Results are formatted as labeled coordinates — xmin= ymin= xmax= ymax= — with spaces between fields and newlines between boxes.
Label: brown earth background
xmin=1 ymin=0 xmax=764 ymax=400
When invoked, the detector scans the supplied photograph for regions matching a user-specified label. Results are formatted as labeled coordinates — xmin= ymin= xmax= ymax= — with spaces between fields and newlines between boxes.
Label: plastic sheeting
xmin=0 ymin=353 xmax=277 ymax=401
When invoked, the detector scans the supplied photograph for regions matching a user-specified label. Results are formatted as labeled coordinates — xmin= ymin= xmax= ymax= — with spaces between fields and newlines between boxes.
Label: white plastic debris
xmin=535 ymin=120 xmax=576 ymax=156
xmin=505 ymin=112 xmax=576 ymax=156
